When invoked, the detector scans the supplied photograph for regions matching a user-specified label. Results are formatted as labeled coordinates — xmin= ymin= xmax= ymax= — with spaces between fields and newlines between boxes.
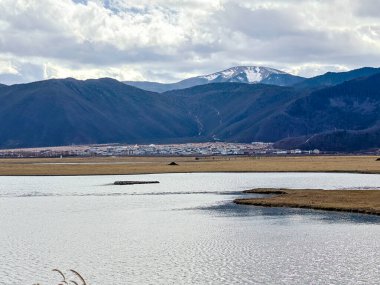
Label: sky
xmin=0 ymin=0 xmax=380 ymax=84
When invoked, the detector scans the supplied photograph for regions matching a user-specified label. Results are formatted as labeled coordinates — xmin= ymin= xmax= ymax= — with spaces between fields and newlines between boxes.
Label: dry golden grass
xmin=0 ymin=155 xmax=379 ymax=176
xmin=234 ymin=188 xmax=380 ymax=215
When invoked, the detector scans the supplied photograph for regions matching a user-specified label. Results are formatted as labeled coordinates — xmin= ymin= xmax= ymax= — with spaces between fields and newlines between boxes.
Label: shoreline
xmin=234 ymin=188 xmax=380 ymax=216
xmin=0 ymin=170 xmax=379 ymax=177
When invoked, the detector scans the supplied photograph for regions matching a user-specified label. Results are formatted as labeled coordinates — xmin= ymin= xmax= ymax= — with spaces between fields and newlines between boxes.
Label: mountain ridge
xmin=267 ymin=72 xmax=380 ymax=150
xmin=0 ymin=77 xmax=198 ymax=148
xmin=295 ymin=67 xmax=380 ymax=89
xmin=125 ymin=66 xmax=305 ymax=92
xmin=0 ymin=67 xmax=380 ymax=151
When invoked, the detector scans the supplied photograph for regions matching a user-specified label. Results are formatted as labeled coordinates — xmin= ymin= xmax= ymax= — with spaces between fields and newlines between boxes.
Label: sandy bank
xmin=234 ymin=188 xmax=380 ymax=216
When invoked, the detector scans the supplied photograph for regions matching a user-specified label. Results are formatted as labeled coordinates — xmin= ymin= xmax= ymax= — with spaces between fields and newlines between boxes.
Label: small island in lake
xmin=234 ymin=188 xmax=380 ymax=216
xmin=114 ymin=181 xmax=159 ymax=185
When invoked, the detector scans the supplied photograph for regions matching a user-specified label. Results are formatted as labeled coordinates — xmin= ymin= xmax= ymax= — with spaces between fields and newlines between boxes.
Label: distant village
xmin=0 ymin=142 xmax=325 ymax=158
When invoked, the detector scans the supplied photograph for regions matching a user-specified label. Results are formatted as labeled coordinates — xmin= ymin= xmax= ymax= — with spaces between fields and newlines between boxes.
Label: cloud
xmin=0 ymin=0 xmax=379 ymax=84
xmin=353 ymin=0 xmax=380 ymax=18
xmin=217 ymin=4 xmax=303 ymax=39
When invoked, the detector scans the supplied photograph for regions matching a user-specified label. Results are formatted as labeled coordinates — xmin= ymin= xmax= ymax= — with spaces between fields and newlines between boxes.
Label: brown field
xmin=234 ymin=189 xmax=380 ymax=215
xmin=0 ymin=156 xmax=380 ymax=175
xmin=0 ymin=155 xmax=379 ymax=176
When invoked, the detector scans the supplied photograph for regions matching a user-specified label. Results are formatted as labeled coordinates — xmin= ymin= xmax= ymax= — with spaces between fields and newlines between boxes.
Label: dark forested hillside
xmin=295 ymin=67 xmax=380 ymax=89
xmin=165 ymin=83 xmax=306 ymax=142
xmin=0 ymin=78 xmax=198 ymax=148
xmin=274 ymin=127 xmax=380 ymax=151
xmin=269 ymin=73 xmax=380 ymax=150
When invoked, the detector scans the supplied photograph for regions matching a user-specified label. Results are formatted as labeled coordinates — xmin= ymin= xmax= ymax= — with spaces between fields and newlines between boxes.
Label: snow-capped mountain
xmin=124 ymin=66 xmax=305 ymax=92
xmin=198 ymin=66 xmax=286 ymax=83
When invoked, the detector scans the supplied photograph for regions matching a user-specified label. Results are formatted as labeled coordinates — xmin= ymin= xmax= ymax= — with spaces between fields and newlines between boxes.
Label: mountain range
xmin=0 ymin=66 xmax=379 ymax=151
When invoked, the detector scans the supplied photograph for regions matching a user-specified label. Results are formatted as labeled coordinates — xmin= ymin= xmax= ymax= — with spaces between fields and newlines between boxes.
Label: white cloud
xmin=285 ymin=64 xmax=349 ymax=78
xmin=43 ymin=61 xmax=144 ymax=81
xmin=0 ymin=0 xmax=380 ymax=84
xmin=0 ymin=59 xmax=18 ymax=75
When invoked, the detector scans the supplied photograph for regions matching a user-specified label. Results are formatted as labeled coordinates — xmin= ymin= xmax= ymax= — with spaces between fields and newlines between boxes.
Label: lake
xmin=0 ymin=173 xmax=379 ymax=284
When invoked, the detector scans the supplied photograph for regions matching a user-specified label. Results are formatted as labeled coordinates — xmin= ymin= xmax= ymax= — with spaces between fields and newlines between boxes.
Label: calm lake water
xmin=0 ymin=173 xmax=379 ymax=285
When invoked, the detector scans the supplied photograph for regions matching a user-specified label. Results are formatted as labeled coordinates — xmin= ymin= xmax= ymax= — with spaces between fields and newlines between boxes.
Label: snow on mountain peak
xmin=199 ymin=66 xmax=287 ymax=84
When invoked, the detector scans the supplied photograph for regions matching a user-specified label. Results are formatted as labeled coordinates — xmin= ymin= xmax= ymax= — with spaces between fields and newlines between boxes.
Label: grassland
xmin=0 ymin=155 xmax=379 ymax=176
xmin=234 ymin=189 xmax=380 ymax=215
